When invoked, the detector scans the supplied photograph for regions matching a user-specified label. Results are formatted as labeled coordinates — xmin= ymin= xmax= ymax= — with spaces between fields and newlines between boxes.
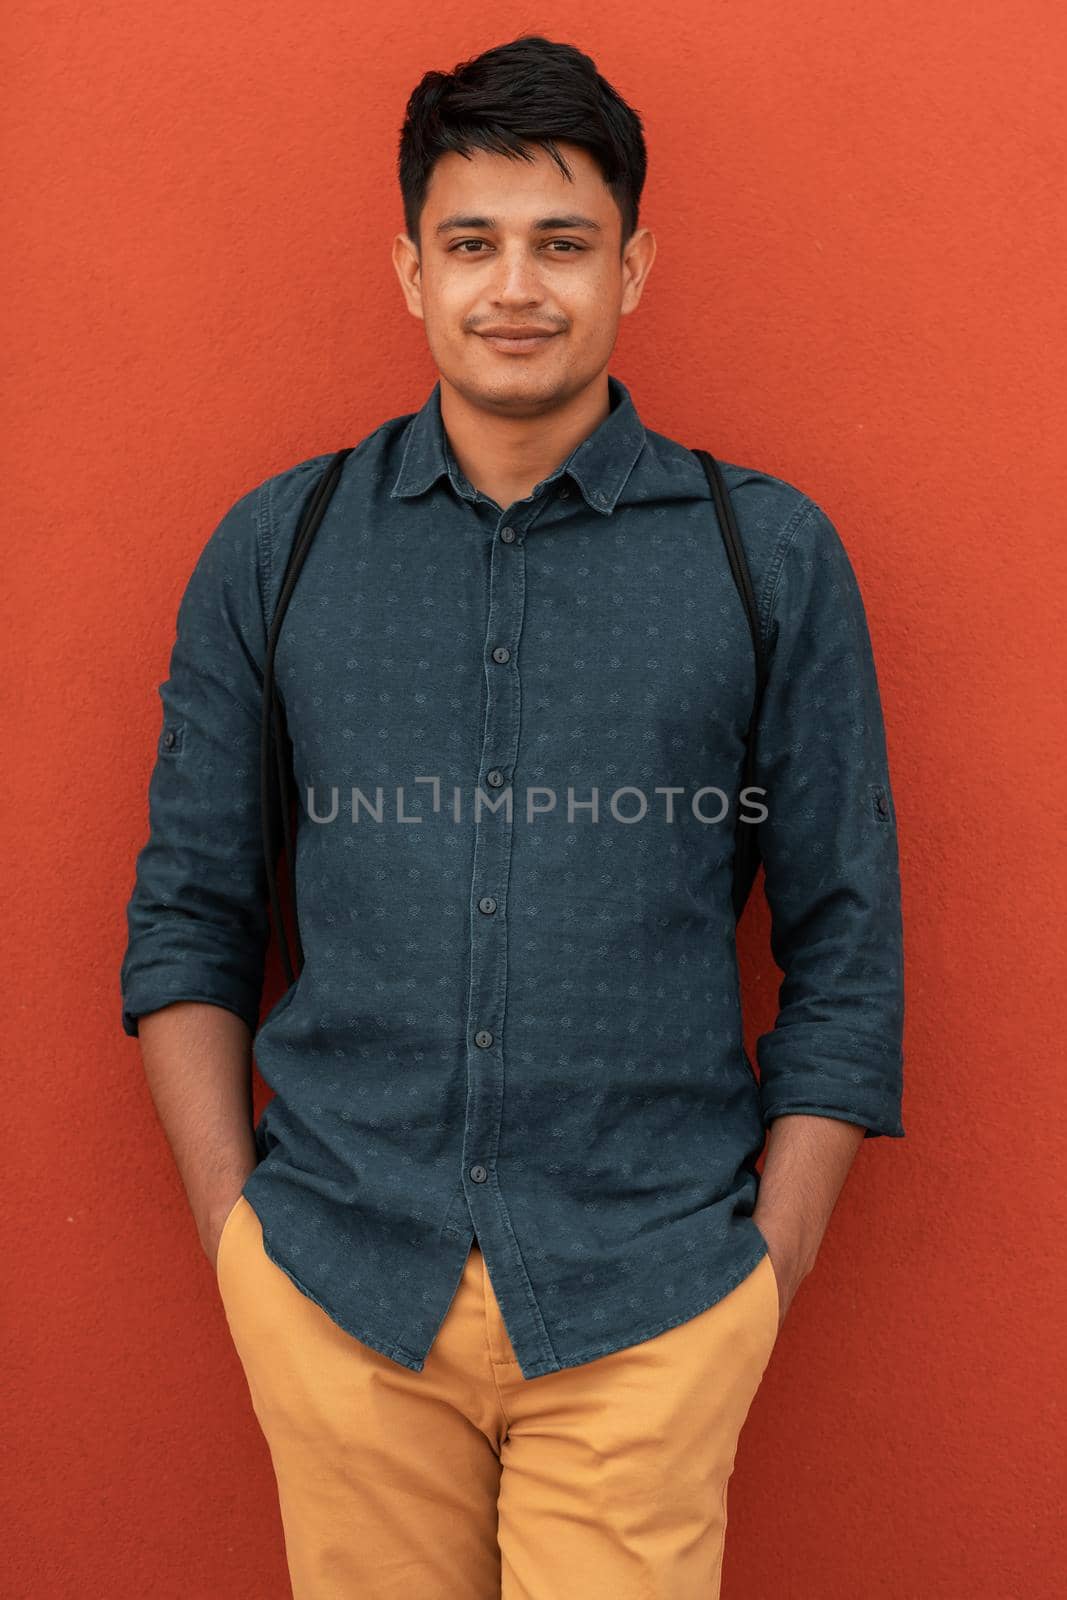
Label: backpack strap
xmin=690 ymin=448 xmax=770 ymax=921
xmin=261 ymin=448 xmax=354 ymax=986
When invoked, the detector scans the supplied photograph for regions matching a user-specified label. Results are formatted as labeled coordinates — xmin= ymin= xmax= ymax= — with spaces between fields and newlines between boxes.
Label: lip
xmin=477 ymin=330 xmax=559 ymax=354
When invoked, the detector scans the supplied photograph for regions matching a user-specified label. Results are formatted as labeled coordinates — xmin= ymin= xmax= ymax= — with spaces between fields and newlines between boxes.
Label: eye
xmin=449 ymin=240 xmax=585 ymax=254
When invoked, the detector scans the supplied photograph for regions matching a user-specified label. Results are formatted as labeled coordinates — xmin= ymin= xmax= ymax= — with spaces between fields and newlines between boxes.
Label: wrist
xmin=753 ymin=1206 xmax=820 ymax=1279
xmin=198 ymin=1171 xmax=254 ymax=1244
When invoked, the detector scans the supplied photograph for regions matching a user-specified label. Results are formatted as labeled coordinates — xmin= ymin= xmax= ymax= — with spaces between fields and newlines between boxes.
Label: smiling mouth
xmin=477 ymin=332 xmax=559 ymax=354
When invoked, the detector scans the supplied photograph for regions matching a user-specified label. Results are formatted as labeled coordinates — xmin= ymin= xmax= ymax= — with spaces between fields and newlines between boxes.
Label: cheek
xmin=567 ymin=275 xmax=620 ymax=320
xmin=418 ymin=274 xmax=465 ymax=319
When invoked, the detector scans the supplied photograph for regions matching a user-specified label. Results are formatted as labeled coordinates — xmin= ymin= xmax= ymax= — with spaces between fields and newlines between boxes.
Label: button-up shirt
xmin=120 ymin=373 xmax=905 ymax=1379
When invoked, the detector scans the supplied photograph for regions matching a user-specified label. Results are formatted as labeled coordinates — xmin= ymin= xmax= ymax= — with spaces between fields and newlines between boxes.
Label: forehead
xmin=424 ymin=142 xmax=613 ymax=224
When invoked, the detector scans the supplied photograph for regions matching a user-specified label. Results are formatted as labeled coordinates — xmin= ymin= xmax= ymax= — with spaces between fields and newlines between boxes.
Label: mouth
xmin=477 ymin=331 xmax=559 ymax=355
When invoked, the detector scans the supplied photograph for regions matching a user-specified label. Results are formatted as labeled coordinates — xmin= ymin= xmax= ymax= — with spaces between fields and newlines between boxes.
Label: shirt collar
xmin=389 ymin=373 xmax=649 ymax=516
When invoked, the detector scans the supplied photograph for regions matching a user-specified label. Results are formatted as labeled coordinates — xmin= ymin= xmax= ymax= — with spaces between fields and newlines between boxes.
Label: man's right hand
xmin=205 ymin=1187 xmax=251 ymax=1274
xmin=134 ymin=1003 xmax=260 ymax=1280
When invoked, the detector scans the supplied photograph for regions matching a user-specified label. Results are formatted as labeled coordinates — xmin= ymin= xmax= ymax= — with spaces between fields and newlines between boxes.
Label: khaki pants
xmin=215 ymin=1194 xmax=779 ymax=1599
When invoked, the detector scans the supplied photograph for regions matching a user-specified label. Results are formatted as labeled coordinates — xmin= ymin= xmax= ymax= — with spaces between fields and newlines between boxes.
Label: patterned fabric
xmin=120 ymin=373 xmax=905 ymax=1379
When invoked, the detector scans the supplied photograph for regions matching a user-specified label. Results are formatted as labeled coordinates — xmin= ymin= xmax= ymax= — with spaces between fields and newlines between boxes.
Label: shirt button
xmin=560 ymin=485 xmax=571 ymax=498
xmin=478 ymin=896 xmax=497 ymax=914
xmin=877 ymin=791 xmax=890 ymax=817
xmin=474 ymin=1029 xmax=493 ymax=1048
xmin=500 ymin=526 xmax=516 ymax=543
xmin=163 ymin=729 xmax=175 ymax=749
xmin=470 ymin=1164 xmax=488 ymax=1183
xmin=486 ymin=769 xmax=505 ymax=788
xmin=491 ymin=645 xmax=511 ymax=664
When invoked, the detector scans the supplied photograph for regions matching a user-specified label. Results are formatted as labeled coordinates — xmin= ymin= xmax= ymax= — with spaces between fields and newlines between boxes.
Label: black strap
xmin=262 ymin=445 xmax=767 ymax=986
xmin=690 ymin=448 xmax=770 ymax=921
xmin=261 ymin=448 xmax=355 ymax=986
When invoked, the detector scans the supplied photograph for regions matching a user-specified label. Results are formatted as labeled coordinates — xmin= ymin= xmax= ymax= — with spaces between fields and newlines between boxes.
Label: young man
xmin=121 ymin=33 xmax=905 ymax=1600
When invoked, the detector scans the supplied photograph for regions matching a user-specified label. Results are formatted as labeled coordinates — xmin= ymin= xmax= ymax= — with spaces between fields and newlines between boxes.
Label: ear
xmin=620 ymin=227 xmax=657 ymax=317
xmin=392 ymin=232 xmax=425 ymax=322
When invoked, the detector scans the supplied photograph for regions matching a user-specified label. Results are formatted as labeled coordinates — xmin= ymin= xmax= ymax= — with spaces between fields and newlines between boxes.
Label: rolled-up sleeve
xmin=120 ymin=482 xmax=272 ymax=1038
xmin=753 ymin=498 xmax=906 ymax=1138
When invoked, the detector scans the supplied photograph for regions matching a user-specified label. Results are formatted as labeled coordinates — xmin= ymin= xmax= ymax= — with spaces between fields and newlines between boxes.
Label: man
xmin=121 ymin=32 xmax=905 ymax=1600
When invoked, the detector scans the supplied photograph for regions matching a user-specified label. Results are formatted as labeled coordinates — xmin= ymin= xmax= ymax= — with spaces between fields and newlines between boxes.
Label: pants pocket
xmin=214 ymin=1192 xmax=247 ymax=1281
xmin=761 ymin=1250 xmax=781 ymax=1345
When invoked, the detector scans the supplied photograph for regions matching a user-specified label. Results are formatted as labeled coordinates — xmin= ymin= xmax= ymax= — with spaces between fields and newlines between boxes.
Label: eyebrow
xmin=434 ymin=212 xmax=603 ymax=236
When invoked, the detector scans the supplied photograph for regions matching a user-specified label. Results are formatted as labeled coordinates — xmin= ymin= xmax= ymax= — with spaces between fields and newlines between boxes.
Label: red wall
xmin=5 ymin=4 xmax=1063 ymax=1595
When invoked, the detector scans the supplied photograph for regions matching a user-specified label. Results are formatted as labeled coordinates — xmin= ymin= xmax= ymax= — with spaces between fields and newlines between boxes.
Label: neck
xmin=439 ymin=372 xmax=611 ymax=509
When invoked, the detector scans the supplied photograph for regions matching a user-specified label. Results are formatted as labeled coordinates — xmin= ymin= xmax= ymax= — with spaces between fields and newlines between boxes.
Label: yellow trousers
xmin=215 ymin=1193 xmax=780 ymax=1599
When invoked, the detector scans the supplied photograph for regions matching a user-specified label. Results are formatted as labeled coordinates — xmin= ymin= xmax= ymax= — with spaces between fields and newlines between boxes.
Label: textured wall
xmin=4 ymin=2 xmax=1064 ymax=1596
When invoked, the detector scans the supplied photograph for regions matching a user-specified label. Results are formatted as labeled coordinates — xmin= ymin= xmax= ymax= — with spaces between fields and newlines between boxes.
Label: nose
xmin=490 ymin=243 xmax=548 ymax=302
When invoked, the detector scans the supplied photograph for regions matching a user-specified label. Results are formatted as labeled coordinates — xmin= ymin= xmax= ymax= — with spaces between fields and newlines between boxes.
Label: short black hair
xmin=397 ymin=35 xmax=647 ymax=256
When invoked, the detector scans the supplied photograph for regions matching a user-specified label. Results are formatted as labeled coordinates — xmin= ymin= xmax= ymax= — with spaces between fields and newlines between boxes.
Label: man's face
xmin=392 ymin=141 xmax=655 ymax=415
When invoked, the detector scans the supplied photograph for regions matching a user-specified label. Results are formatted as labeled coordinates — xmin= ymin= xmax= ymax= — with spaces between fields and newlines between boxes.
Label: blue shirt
xmin=120 ymin=373 xmax=905 ymax=1379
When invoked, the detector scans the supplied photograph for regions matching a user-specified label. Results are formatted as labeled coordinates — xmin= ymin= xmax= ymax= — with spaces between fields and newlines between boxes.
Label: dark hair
xmin=397 ymin=35 xmax=647 ymax=256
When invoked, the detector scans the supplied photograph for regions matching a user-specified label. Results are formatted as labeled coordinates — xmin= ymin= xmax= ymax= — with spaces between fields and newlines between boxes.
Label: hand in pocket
xmin=211 ymin=1192 xmax=245 ymax=1276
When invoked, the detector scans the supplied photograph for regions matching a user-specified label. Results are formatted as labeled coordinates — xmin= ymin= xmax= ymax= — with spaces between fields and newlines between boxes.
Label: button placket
xmin=461 ymin=511 xmax=527 ymax=1225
